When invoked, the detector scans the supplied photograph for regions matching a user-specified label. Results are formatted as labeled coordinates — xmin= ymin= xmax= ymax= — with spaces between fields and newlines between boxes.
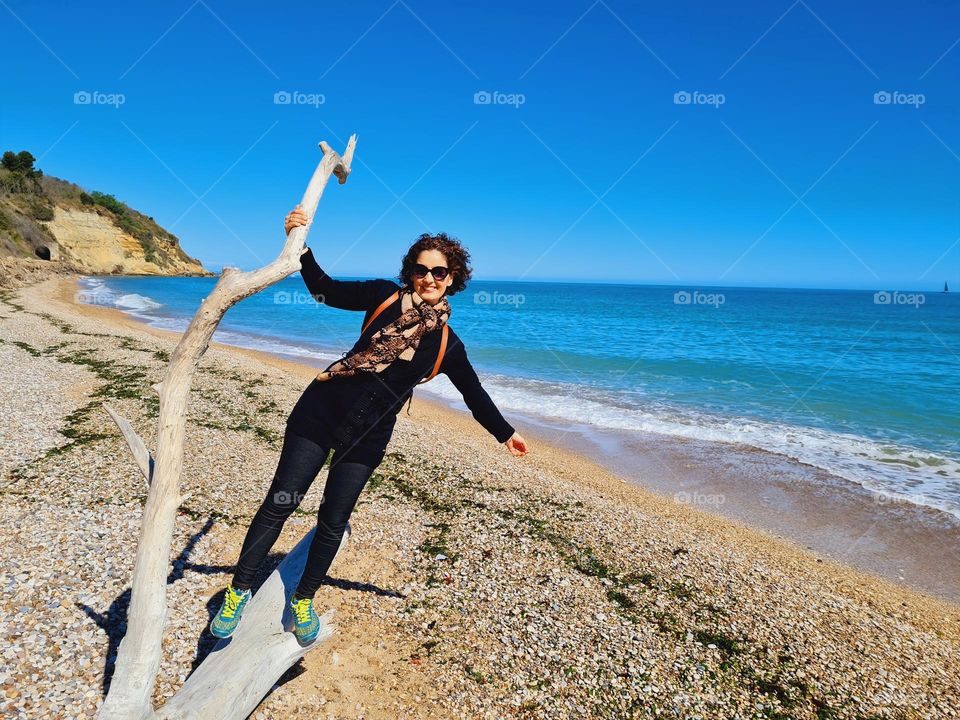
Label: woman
xmin=210 ymin=205 xmax=529 ymax=644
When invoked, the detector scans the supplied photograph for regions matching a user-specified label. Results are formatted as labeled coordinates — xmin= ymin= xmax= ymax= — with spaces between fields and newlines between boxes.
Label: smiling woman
xmin=210 ymin=204 xmax=529 ymax=645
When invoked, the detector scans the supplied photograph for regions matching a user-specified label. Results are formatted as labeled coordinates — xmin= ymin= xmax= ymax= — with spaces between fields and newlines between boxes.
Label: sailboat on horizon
xmin=945 ymin=281 xmax=950 ymax=293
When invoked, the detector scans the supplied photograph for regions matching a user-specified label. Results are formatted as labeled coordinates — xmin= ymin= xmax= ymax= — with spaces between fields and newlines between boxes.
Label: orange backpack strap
xmin=420 ymin=324 xmax=449 ymax=384
xmin=361 ymin=290 xmax=400 ymax=335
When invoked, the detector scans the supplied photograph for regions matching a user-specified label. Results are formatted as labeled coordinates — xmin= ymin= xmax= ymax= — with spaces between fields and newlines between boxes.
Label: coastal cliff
xmin=0 ymin=149 xmax=212 ymax=287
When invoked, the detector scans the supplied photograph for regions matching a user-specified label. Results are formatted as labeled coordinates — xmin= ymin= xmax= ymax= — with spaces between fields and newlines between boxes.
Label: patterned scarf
xmin=315 ymin=288 xmax=451 ymax=381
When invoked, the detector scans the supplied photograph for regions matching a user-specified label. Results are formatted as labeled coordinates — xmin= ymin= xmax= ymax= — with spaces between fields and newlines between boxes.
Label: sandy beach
xmin=1 ymin=274 xmax=958 ymax=719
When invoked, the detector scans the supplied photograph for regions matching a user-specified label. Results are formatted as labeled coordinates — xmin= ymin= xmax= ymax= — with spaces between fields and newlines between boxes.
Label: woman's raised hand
xmin=504 ymin=431 xmax=529 ymax=457
xmin=285 ymin=204 xmax=310 ymax=239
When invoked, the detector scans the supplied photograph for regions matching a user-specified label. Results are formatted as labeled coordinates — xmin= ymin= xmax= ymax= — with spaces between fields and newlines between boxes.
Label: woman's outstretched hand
xmin=285 ymin=204 xmax=310 ymax=250
xmin=504 ymin=431 xmax=528 ymax=457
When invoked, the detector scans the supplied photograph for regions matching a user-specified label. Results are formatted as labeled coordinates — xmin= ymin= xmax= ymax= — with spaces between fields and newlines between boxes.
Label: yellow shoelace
xmin=222 ymin=589 xmax=243 ymax=619
xmin=292 ymin=598 xmax=313 ymax=625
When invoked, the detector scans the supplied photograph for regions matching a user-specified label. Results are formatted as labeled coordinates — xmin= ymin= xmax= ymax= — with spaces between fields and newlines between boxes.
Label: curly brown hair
xmin=397 ymin=232 xmax=473 ymax=296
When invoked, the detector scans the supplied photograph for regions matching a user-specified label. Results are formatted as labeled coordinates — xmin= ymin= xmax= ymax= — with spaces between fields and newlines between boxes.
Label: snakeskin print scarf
xmin=315 ymin=288 xmax=451 ymax=381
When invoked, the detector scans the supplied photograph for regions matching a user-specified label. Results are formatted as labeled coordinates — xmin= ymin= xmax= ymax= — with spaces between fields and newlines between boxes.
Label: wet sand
xmin=474 ymin=409 xmax=960 ymax=602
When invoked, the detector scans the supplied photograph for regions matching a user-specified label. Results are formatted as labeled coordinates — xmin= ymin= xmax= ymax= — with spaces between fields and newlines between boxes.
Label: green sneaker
xmin=289 ymin=595 xmax=321 ymax=644
xmin=209 ymin=584 xmax=251 ymax=638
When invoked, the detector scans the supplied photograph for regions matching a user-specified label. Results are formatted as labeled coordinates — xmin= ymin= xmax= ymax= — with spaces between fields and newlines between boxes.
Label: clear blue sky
xmin=1 ymin=0 xmax=957 ymax=289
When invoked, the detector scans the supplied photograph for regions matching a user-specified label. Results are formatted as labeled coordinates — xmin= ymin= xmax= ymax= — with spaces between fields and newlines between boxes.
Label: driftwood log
xmin=97 ymin=135 xmax=358 ymax=720
xmin=152 ymin=526 xmax=347 ymax=720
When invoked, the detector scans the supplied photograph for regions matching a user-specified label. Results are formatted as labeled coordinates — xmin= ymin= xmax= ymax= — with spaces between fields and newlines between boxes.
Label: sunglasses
xmin=412 ymin=263 xmax=450 ymax=281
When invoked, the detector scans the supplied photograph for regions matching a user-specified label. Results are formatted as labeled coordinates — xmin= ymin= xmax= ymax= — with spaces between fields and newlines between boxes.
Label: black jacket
xmin=285 ymin=247 xmax=515 ymax=466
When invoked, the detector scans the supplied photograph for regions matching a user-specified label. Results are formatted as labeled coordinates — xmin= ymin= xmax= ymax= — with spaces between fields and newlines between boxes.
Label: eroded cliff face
xmin=0 ymin=157 xmax=212 ymax=278
xmin=43 ymin=206 xmax=209 ymax=276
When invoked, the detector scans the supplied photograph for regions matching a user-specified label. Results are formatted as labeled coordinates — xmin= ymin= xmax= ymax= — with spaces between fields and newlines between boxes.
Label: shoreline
xmin=62 ymin=275 xmax=960 ymax=605
xmin=2 ymin=273 xmax=958 ymax=718
xmin=483 ymin=407 xmax=960 ymax=603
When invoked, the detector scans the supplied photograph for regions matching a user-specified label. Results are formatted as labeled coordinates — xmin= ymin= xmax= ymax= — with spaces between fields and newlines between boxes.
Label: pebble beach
xmin=1 ymin=272 xmax=958 ymax=719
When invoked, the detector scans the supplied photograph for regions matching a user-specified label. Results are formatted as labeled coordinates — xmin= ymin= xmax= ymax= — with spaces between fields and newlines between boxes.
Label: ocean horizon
xmin=202 ymin=264 xmax=953 ymax=294
xmin=76 ymin=273 xmax=960 ymax=522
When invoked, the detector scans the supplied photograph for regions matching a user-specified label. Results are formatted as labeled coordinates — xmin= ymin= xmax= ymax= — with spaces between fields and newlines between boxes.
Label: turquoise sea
xmin=76 ymin=275 xmax=960 ymax=520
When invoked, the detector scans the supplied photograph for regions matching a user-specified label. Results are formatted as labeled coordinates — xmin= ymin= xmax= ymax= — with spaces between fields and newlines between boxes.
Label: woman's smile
xmin=413 ymin=248 xmax=453 ymax=304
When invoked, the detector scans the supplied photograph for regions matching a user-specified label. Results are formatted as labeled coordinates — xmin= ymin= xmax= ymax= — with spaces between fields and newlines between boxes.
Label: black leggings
xmin=231 ymin=426 xmax=376 ymax=599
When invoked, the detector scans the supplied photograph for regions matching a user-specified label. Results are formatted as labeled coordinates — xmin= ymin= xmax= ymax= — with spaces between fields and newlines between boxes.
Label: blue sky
xmin=1 ymin=0 xmax=958 ymax=289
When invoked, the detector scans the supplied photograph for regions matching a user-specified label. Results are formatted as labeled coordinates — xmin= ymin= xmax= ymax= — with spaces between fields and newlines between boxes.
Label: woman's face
xmin=412 ymin=249 xmax=453 ymax=305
